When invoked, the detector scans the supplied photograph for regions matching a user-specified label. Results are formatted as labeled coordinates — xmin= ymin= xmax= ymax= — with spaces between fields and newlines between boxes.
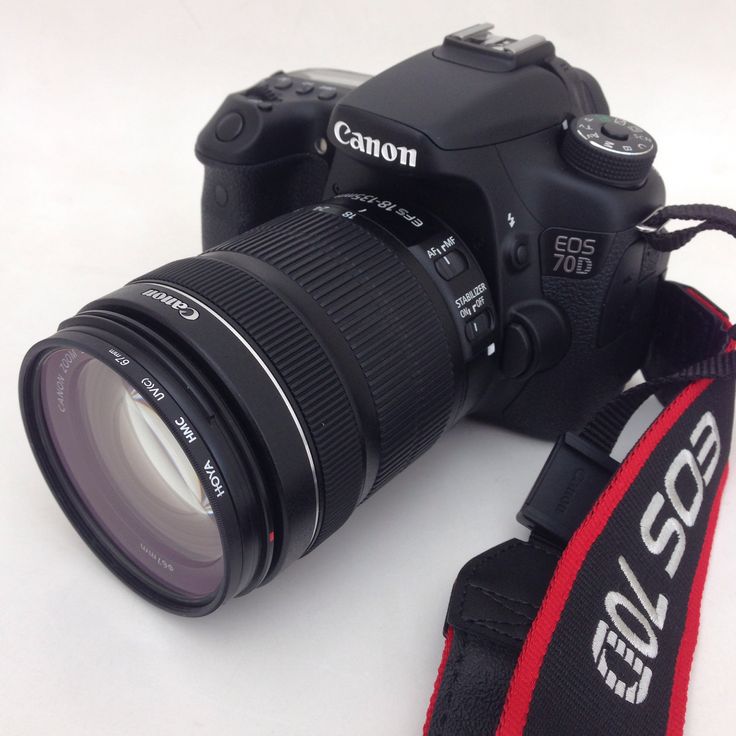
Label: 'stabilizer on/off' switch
xmin=435 ymin=251 xmax=468 ymax=280
xmin=465 ymin=310 xmax=494 ymax=342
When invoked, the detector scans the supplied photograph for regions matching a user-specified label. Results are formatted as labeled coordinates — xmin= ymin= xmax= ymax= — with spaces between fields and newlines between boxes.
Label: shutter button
xmin=215 ymin=112 xmax=245 ymax=142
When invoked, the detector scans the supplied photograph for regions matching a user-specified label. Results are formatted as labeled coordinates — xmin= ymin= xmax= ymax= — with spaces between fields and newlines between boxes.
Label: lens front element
xmin=39 ymin=348 xmax=224 ymax=600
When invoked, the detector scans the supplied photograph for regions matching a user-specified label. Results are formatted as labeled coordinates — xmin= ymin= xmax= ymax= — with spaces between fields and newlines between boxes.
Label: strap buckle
xmin=636 ymin=205 xmax=667 ymax=235
xmin=517 ymin=433 xmax=619 ymax=546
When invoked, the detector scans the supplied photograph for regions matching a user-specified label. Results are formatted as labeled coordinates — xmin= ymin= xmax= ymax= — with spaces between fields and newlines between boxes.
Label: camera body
xmin=196 ymin=25 xmax=668 ymax=438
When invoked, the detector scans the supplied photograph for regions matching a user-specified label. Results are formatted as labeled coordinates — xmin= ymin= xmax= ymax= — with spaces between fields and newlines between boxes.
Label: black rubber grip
xmin=213 ymin=208 xmax=458 ymax=495
xmin=201 ymin=154 xmax=329 ymax=249
xmin=138 ymin=256 xmax=365 ymax=548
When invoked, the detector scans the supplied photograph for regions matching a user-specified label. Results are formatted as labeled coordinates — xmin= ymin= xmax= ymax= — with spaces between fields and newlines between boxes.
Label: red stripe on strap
xmin=666 ymin=465 xmax=729 ymax=735
xmin=685 ymin=287 xmax=731 ymax=328
xmin=497 ymin=290 xmax=734 ymax=735
xmin=495 ymin=378 xmax=711 ymax=735
xmin=423 ymin=626 xmax=455 ymax=736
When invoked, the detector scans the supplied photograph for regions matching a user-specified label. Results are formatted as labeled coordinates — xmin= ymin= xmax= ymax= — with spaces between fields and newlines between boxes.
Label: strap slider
xmin=636 ymin=206 xmax=667 ymax=235
xmin=517 ymin=433 xmax=619 ymax=546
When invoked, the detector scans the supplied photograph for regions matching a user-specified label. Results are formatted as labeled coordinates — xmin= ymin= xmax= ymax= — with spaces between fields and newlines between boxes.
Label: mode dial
xmin=562 ymin=114 xmax=657 ymax=188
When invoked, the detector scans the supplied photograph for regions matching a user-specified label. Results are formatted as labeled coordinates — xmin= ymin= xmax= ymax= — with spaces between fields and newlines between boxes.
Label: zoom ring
xmin=214 ymin=208 xmax=458 ymax=495
xmin=138 ymin=256 xmax=365 ymax=548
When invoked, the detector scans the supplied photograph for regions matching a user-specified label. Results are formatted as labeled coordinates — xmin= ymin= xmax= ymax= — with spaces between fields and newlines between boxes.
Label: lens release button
xmin=501 ymin=322 xmax=534 ymax=377
xmin=435 ymin=251 xmax=468 ymax=280
xmin=465 ymin=310 xmax=494 ymax=342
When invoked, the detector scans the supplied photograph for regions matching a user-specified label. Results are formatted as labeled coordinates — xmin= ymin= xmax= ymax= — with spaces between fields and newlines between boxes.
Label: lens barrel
xmin=20 ymin=198 xmax=478 ymax=614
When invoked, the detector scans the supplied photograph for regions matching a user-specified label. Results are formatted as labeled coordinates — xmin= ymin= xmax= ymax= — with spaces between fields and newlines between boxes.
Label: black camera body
xmin=196 ymin=24 xmax=667 ymax=438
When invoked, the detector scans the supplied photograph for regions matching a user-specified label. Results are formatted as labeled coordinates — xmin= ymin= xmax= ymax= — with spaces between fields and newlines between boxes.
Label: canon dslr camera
xmin=20 ymin=25 xmax=666 ymax=614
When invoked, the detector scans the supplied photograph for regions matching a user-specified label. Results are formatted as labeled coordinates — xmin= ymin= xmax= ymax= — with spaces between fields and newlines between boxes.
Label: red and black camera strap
xmin=424 ymin=205 xmax=736 ymax=736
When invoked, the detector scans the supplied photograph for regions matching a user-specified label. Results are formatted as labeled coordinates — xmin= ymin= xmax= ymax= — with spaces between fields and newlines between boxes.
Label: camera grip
xmin=201 ymin=154 xmax=329 ymax=250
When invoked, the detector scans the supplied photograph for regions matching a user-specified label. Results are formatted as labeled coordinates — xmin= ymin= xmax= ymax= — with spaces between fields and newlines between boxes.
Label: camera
xmin=19 ymin=24 xmax=667 ymax=614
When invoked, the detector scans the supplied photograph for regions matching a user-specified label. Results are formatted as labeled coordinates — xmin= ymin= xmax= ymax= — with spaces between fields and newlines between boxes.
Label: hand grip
xmin=201 ymin=154 xmax=329 ymax=249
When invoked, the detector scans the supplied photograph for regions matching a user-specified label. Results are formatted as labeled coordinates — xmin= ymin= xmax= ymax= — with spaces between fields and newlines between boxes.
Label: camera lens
xmin=38 ymin=348 xmax=224 ymax=599
xmin=20 ymin=198 xmax=477 ymax=614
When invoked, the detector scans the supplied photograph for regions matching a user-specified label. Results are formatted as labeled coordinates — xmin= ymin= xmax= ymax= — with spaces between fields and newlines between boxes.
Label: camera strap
xmin=423 ymin=204 xmax=736 ymax=736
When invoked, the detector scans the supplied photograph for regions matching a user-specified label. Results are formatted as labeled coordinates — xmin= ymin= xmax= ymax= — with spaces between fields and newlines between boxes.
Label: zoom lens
xmin=20 ymin=196 xmax=492 ymax=614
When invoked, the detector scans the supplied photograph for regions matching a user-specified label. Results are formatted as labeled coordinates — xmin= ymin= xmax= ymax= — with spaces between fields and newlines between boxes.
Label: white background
xmin=2 ymin=1 xmax=735 ymax=734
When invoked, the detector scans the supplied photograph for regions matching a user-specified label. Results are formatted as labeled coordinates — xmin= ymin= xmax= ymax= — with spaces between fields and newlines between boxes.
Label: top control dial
xmin=562 ymin=114 xmax=657 ymax=188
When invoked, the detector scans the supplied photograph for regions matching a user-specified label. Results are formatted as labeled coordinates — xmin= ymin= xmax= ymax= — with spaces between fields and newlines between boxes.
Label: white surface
xmin=1 ymin=2 xmax=735 ymax=734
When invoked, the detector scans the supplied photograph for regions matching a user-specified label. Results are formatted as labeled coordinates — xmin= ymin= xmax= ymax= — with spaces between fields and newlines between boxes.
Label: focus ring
xmin=213 ymin=207 xmax=458 ymax=495
xmin=137 ymin=256 xmax=365 ymax=548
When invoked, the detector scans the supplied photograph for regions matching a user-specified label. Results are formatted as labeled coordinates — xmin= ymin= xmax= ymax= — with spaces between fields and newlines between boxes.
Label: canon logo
xmin=141 ymin=289 xmax=199 ymax=320
xmin=333 ymin=120 xmax=417 ymax=168
xmin=591 ymin=411 xmax=721 ymax=706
